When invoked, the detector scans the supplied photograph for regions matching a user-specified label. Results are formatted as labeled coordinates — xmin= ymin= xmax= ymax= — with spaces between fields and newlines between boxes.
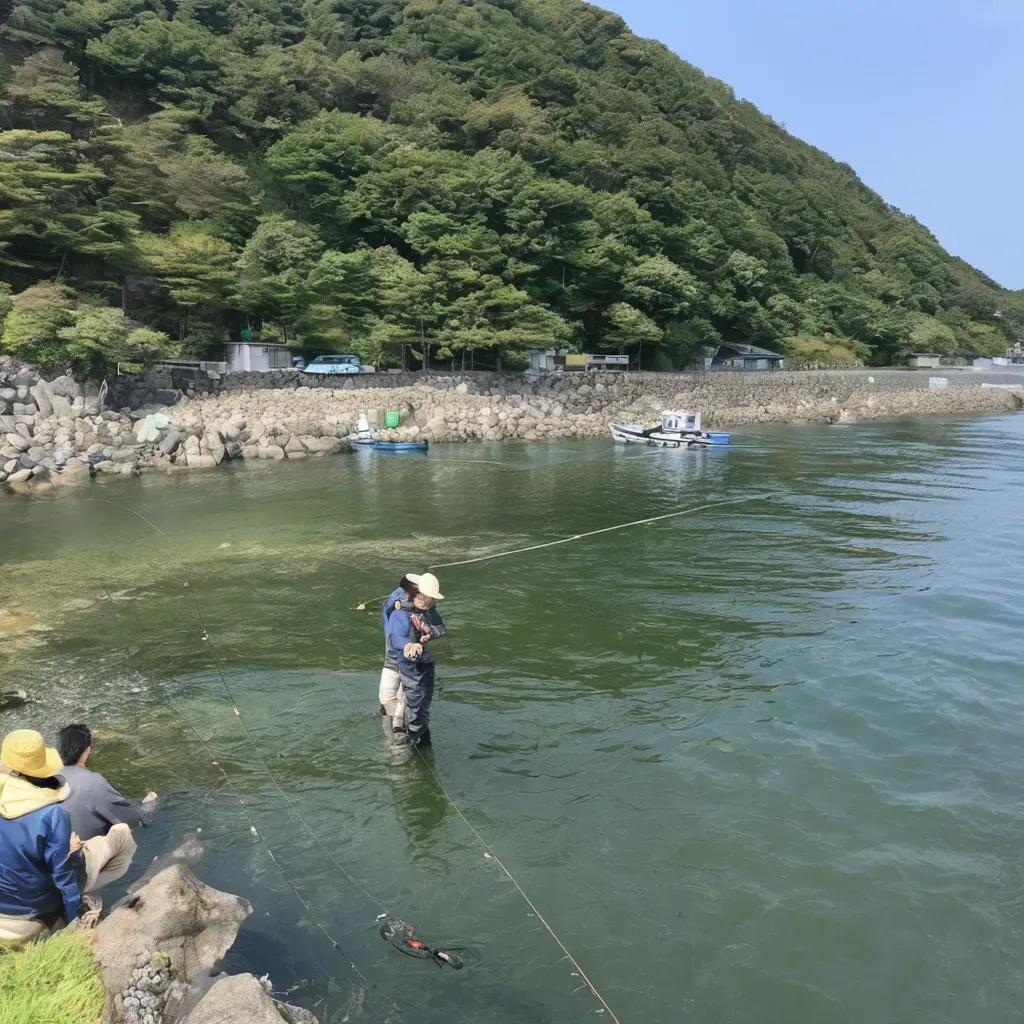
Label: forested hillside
xmin=1 ymin=0 xmax=1021 ymax=375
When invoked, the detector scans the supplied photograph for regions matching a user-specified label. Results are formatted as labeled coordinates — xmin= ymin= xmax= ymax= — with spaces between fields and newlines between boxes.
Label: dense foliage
xmin=1 ymin=0 xmax=1021 ymax=374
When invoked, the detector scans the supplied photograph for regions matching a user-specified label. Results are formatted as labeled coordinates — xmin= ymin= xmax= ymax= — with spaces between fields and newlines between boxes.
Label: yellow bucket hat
xmin=1 ymin=730 xmax=64 ymax=779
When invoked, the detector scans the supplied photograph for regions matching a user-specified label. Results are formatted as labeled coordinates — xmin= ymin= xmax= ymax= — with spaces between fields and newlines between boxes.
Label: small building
xmin=586 ymin=354 xmax=628 ymax=371
xmin=706 ymin=343 xmax=785 ymax=371
xmin=225 ymin=341 xmax=293 ymax=373
xmin=906 ymin=353 xmax=943 ymax=370
xmin=528 ymin=348 xmax=559 ymax=373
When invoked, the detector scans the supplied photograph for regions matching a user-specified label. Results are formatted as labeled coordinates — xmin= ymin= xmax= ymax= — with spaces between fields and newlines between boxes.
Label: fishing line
xmin=410 ymin=745 xmax=623 ymax=1024
xmin=92 ymin=578 xmax=437 ymax=1024
xmin=88 ymin=498 xmax=389 ymax=916
xmin=92 ymin=586 xmax=379 ymax=983
xmin=428 ymin=495 xmax=760 ymax=571
xmin=354 ymin=495 xmax=761 ymax=609
xmin=86 ymin=481 xmax=756 ymax=1024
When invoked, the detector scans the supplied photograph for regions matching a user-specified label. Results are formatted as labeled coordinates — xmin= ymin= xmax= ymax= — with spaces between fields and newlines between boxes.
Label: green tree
xmin=605 ymin=302 xmax=661 ymax=367
xmin=0 ymin=129 xmax=137 ymax=276
xmin=138 ymin=228 xmax=238 ymax=314
xmin=908 ymin=315 xmax=957 ymax=356
xmin=0 ymin=281 xmax=77 ymax=372
xmin=236 ymin=216 xmax=323 ymax=340
xmin=0 ymin=0 xmax=1017 ymax=365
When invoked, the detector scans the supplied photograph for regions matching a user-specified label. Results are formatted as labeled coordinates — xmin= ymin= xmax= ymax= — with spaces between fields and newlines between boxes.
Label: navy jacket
xmin=0 ymin=775 xmax=80 ymax=923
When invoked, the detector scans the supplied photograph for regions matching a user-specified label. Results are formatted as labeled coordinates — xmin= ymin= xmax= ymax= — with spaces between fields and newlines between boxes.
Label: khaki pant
xmin=0 ymin=914 xmax=53 ymax=943
xmin=83 ymin=823 xmax=136 ymax=892
xmin=379 ymin=666 xmax=406 ymax=729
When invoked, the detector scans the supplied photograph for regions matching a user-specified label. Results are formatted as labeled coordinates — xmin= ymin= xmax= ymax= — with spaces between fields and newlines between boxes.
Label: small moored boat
xmin=609 ymin=411 xmax=730 ymax=448
xmin=372 ymin=441 xmax=429 ymax=453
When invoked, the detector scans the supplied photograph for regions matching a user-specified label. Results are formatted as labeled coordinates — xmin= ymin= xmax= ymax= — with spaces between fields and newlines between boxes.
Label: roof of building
xmin=908 ymin=352 xmax=943 ymax=358
xmin=715 ymin=343 xmax=784 ymax=359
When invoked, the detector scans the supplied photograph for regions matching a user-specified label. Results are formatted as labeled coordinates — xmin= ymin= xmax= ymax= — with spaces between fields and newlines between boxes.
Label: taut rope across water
xmin=89 ymin=487 xmax=760 ymax=1024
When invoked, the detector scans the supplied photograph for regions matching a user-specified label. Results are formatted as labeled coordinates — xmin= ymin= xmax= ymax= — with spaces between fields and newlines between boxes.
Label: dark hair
xmin=58 ymin=724 xmax=92 ymax=767
xmin=22 ymin=774 xmax=62 ymax=789
xmin=399 ymin=576 xmax=419 ymax=596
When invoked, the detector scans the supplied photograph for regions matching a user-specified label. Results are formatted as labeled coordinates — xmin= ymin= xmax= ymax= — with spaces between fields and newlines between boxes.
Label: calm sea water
xmin=2 ymin=415 xmax=1024 ymax=1024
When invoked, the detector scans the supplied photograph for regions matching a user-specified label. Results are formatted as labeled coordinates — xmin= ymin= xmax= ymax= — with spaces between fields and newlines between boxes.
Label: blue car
xmin=304 ymin=354 xmax=362 ymax=375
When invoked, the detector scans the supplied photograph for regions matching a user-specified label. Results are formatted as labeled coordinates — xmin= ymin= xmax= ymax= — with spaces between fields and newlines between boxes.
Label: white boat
xmin=609 ymin=411 xmax=731 ymax=448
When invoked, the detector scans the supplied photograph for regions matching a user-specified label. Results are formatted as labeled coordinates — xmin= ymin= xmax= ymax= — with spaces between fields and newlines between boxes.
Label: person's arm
xmin=387 ymin=610 xmax=422 ymax=659
xmin=45 ymin=809 xmax=81 ymax=923
xmin=422 ymin=608 xmax=446 ymax=640
xmin=96 ymin=774 xmax=151 ymax=830
xmin=381 ymin=588 xmax=398 ymax=629
xmin=386 ymin=609 xmax=415 ymax=649
xmin=412 ymin=608 xmax=446 ymax=644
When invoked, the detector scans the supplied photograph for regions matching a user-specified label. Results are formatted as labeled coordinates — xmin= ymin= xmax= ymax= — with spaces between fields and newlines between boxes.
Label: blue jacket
xmin=381 ymin=587 xmax=413 ymax=632
xmin=385 ymin=606 xmax=446 ymax=678
xmin=0 ymin=773 xmax=81 ymax=923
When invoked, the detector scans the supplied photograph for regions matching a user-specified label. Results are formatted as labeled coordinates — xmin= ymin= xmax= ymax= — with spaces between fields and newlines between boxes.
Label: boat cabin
xmin=661 ymin=411 xmax=701 ymax=433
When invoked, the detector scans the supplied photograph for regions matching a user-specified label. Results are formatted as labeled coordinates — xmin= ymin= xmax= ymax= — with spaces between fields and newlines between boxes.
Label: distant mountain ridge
xmin=1 ymin=0 xmax=1019 ymax=373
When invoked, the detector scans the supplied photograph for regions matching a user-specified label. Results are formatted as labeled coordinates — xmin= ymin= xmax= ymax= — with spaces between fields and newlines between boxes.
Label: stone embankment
xmin=126 ymin=366 xmax=1024 ymax=446
xmin=3 ymin=362 xmax=1023 ymax=490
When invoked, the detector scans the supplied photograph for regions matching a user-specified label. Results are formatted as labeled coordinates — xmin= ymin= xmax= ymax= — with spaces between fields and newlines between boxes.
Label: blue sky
xmin=599 ymin=0 xmax=1023 ymax=290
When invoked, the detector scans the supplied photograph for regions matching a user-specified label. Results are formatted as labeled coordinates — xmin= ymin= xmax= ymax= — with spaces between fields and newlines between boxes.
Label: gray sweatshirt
xmin=59 ymin=765 xmax=151 ymax=842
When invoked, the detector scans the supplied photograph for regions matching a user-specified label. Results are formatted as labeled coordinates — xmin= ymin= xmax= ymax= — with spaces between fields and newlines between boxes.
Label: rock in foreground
xmin=92 ymin=862 xmax=317 ymax=1024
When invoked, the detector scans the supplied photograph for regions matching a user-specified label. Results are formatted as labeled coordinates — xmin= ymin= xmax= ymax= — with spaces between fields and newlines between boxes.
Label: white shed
xmin=906 ymin=353 xmax=943 ymax=369
xmin=226 ymin=341 xmax=293 ymax=372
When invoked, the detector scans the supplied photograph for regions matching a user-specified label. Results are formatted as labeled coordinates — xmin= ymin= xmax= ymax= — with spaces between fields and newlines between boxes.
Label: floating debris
xmin=378 ymin=917 xmax=464 ymax=970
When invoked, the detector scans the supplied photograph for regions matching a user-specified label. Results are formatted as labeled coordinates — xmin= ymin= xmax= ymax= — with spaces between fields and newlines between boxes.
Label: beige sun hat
xmin=1 ymin=730 xmax=64 ymax=779
xmin=406 ymin=572 xmax=443 ymax=600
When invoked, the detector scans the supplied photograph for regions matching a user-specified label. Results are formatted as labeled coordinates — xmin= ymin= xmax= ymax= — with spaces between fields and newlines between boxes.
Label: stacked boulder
xmin=0 ymin=367 xmax=353 ymax=491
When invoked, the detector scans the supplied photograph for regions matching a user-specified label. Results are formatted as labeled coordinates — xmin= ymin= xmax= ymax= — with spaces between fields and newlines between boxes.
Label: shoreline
xmin=3 ymin=368 xmax=1023 ymax=489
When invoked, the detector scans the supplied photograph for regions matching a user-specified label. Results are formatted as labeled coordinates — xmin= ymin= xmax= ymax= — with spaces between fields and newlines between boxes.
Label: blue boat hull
xmin=372 ymin=441 xmax=429 ymax=453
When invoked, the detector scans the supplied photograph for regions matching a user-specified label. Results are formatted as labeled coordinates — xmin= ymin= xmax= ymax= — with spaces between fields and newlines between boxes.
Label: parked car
xmin=304 ymin=354 xmax=362 ymax=375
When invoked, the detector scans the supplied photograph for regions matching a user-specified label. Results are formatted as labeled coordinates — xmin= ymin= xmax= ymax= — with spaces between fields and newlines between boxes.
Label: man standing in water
xmin=385 ymin=573 xmax=446 ymax=747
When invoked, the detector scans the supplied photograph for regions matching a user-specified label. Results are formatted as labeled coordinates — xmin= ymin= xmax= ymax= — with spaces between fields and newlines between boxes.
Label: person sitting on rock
xmin=0 ymin=729 xmax=82 ymax=942
xmin=385 ymin=573 xmax=446 ymax=747
xmin=58 ymin=724 xmax=156 ymax=896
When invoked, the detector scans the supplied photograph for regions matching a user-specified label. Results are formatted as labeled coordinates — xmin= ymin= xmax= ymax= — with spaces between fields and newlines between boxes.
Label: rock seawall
xmin=141 ymin=368 xmax=1024 ymax=447
xmin=3 ymin=365 xmax=1023 ymax=490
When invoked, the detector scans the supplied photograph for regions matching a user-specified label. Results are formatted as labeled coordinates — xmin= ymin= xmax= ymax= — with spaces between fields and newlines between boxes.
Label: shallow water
xmin=2 ymin=416 xmax=1024 ymax=1023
